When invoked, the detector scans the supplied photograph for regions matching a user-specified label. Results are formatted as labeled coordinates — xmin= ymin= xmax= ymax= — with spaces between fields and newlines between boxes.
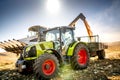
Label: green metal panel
xmin=26 ymin=45 xmax=32 ymax=52
xmin=41 ymin=41 xmax=54 ymax=49
xmin=35 ymin=44 xmax=44 ymax=57
xmin=24 ymin=41 xmax=54 ymax=60
xmin=24 ymin=57 xmax=37 ymax=60
xmin=67 ymin=42 xmax=87 ymax=56
xmin=36 ymin=41 xmax=54 ymax=56
xmin=67 ymin=42 xmax=79 ymax=56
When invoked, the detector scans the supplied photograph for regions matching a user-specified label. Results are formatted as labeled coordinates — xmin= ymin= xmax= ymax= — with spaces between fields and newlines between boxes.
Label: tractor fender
xmin=45 ymin=49 xmax=64 ymax=66
xmin=67 ymin=41 xmax=88 ymax=56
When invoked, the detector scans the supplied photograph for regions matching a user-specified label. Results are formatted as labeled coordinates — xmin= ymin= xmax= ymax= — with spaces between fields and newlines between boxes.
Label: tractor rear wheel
xmin=33 ymin=53 xmax=59 ymax=80
xmin=97 ymin=50 xmax=105 ymax=60
xmin=71 ymin=43 xmax=90 ymax=70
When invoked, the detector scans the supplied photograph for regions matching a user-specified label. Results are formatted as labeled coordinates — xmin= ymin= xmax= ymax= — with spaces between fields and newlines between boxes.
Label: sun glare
xmin=47 ymin=0 xmax=60 ymax=14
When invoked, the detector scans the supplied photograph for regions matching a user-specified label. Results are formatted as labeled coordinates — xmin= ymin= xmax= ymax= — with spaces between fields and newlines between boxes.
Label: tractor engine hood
xmin=36 ymin=41 xmax=54 ymax=50
xmin=23 ymin=41 xmax=54 ymax=59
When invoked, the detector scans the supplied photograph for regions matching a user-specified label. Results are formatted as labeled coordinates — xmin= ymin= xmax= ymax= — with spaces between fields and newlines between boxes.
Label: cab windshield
xmin=45 ymin=27 xmax=74 ymax=46
xmin=61 ymin=29 xmax=73 ymax=46
xmin=45 ymin=29 xmax=60 ymax=41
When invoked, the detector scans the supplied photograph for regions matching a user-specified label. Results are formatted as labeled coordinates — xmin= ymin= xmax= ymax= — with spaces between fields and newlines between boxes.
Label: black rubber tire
xmin=71 ymin=43 xmax=90 ymax=70
xmin=97 ymin=50 xmax=105 ymax=60
xmin=33 ymin=53 xmax=59 ymax=80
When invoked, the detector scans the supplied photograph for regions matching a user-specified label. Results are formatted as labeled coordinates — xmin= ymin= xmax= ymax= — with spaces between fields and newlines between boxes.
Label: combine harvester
xmin=0 ymin=26 xmax=46 ymax=55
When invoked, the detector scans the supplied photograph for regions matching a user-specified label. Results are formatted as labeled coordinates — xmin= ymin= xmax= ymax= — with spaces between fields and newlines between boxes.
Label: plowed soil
xmin=0 ymin=42 xmax=120 ymax=80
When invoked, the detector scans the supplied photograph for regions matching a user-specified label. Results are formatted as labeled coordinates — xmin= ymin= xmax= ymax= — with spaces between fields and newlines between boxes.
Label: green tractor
xmin=16 ymin=26 xmax=106 ymax=79
xmin=16 ymin=26 xmax=91 ymax=79
xmin=16 ymin=13 xmax=107 ymax=79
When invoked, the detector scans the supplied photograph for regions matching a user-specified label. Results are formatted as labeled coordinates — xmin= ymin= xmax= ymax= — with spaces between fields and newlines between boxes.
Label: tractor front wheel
xmin=33 ymin=53 xmax=59 ymax=80
xmin=71 ymin=43 xmax=90 ymax=70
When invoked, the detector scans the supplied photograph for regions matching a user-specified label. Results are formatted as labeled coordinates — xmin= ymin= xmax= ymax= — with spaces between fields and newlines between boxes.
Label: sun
xmin=46 ymin=0 xmax=60 ymax=14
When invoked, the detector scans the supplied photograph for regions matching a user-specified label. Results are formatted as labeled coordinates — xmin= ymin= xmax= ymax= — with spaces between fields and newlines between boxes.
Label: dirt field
xmin=0 ymin=42 xmax=120 ymax=80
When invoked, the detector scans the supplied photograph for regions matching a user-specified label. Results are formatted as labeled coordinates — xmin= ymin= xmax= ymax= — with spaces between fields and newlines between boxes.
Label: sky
xmin=0 ymin=0 xmax=120 ymax=51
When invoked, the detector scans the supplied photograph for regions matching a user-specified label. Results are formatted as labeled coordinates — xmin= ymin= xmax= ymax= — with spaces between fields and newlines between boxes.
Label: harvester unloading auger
xmin=68 ymin=13 xmax=93 ymax=41
xmin=15 ymin=13 xmax=107 ymax=80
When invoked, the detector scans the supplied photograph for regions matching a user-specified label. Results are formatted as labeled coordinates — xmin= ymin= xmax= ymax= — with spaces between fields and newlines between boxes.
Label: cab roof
xmin=28 ymin=25 xmax=47 ymax=32
xmin=44 ymin=26 xmax=75 ymax=32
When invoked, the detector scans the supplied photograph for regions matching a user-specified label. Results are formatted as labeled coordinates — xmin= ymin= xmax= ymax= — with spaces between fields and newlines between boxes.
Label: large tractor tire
xmin=33 ymin=53 xmax=59 ymax=80
xmin=97 ymin=50 xmax=105 ymax=60
xmin=71 ymin=43 xmax=90 ymax=70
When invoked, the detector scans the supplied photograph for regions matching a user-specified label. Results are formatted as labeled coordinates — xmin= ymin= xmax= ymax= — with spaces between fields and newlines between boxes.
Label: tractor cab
xmin=44 ymin=26 xmax=75 ymax=54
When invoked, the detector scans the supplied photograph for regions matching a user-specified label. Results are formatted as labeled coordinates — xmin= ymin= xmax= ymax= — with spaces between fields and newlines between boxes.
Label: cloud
xmin=90 ymin=0 xmax=120 ymax=42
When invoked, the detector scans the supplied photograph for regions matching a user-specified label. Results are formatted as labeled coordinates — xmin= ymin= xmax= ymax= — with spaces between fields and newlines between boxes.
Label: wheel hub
xmin=42 ymin=59 xmax=55 ymax=75
xmin=45 ymin=64 xmax=50 ymax=70
xmin=77 ymin=48 xmax=87 ymax=65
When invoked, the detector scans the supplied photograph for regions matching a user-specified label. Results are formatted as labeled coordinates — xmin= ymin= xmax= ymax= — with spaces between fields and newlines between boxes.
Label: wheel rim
xmin=77 ymin=48 xmax=87 ymax=65
xmin=42 ymin=59 xmax=55 ymax=75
